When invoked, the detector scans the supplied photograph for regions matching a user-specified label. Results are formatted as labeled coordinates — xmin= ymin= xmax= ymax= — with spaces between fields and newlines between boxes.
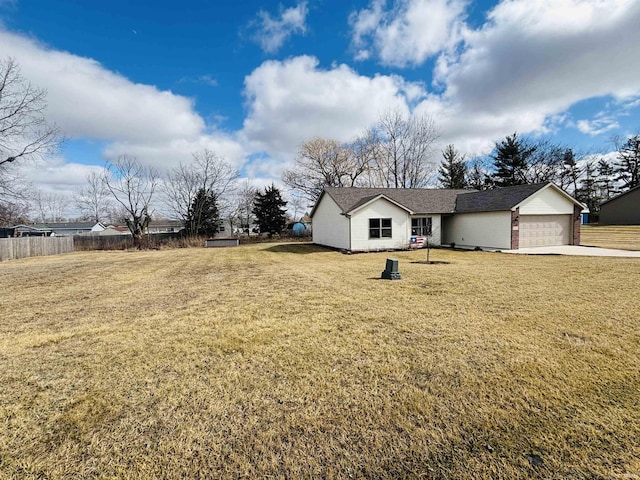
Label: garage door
xmin=519 ymin=215 xmax=572 ymax=247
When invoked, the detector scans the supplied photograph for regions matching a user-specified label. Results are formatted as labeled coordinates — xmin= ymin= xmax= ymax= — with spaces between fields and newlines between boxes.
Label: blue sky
xmin=1 ymin=0 xmax=639 ymax=207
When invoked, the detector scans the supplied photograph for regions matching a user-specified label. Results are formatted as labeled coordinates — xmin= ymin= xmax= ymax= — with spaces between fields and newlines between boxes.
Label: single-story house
xmin=599 ymin=186 xmax=640 ymax=225
xmin=146 ymin=220 xmax=185 ymax=234
xmin=311 ymin=182 xmax=583 ymax=251
xmin=12 ymin=222 xmax=105 ymax=237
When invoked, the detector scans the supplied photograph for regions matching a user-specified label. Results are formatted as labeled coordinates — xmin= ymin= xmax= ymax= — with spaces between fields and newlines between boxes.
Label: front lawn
xmin=1 ymin=244 xmax=639 ymax=478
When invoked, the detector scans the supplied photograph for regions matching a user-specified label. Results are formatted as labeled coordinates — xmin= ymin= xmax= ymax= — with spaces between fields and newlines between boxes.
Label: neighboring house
xmin=11 ymin=222 xmax=104 ymax=237
xmin=146 ymin=220 xmax=185 ymax=234
xmin=12 ymin=224 xmax=51 ymax=237
xmin=599 ymin=186 xmax=640 ymax=225
xmin=311 ymin=183 xmax=583 ymax=251
xmin=93 ymin=225 xmax=132 ymax=236
xmin=47 ymin=222 xmax=105 ymax=236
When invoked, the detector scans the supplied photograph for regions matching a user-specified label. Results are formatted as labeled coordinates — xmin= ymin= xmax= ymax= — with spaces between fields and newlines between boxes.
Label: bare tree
xmin=0 ymin=198 xmax=29 ymax=225
xmin=31 ymin=190 xmax=70 ymax=222
xmin=103 ymin=156 xmax=159 ymax=248
xmin=163 ymin=149 xmax=239 ymax=236
xmin=372 ymin=109 xmax=440 ymax=188
xmin=287 ymin=193 xmax=309 ymax=221
xmin=227 ymin=179 xmax=257 ymax=234
xmin=0 ymin=57 xmax=61 ymax=168
xmin=75 ymin=171 xmax=112 ymax=223
xmin=283 ymin=138 xmax=358 ymax=202
xmin=523 ymin=138 xmax=565 ymax=184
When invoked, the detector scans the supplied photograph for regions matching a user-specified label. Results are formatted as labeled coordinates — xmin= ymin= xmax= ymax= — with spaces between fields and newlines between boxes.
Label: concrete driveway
xmin=502 ymin=245 xmax=640 ymax=257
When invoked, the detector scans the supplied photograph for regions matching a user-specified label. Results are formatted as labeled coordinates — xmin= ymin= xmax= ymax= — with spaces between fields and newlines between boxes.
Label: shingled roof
xmin=454 ymin=183 xmax=550 ymax=213
xmin=311 ymin=182 xmax=579 ymax=217
xmin=321 ymin=187 xmax=474 ymax=215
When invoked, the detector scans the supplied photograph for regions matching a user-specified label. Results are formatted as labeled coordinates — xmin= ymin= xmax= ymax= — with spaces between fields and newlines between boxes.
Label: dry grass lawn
xmin=1 ymin=244 xmax=639 ymax=479
xmin=581 ymin=225 xmax=640 ymax=250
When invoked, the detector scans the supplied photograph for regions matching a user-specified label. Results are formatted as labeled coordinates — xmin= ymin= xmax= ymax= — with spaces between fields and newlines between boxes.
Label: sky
xmin=1 ymin=0 xmax=640 ymax=215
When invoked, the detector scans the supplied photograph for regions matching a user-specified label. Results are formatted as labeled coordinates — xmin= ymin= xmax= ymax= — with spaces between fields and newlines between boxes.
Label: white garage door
xmin=519 ymin=215 xmax=572 ymax=247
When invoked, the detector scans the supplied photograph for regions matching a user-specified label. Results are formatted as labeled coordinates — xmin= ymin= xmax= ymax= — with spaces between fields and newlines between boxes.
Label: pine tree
xmin=491 ymin=133 xmax=536 ymax=187
xmin=615 ymin=135 xmax=640 ymax=191
xmin=438 ymin=144 xmax=467 ymax=189
xmin=575 ymin=161 xmax=601 ymax=215
xmin=252 ymin=183 xmax=287 ymax=236
xmin=185 ymin=188 xmax=220 ymax=237
xmin=596 ymin=158 xmax=617 ymax=201
xmin=467 ymin=159 xmax=493 ymax=191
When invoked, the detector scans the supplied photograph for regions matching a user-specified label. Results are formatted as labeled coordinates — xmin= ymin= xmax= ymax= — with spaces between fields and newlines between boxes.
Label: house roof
xmin=33 ymin=221 xmax=100 ymax=230
xmin=148 ymin=220 xmax=184 ymax=228
xmin=319 ymin=187 xmax=474 ymax=215
xmin=599 ymin=184 xmax=640 ymax=207
xmin=13 ymin=224 xmax=51 ymax=232
xmin=454 ymin=183 xmax=550 ymax=213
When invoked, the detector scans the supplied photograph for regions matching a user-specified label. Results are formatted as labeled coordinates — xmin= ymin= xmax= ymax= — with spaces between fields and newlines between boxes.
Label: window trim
xmin=411 ymin=217 xmax=432 ymax=237
xmin=369 ymin=217 xmax=392 ymax=239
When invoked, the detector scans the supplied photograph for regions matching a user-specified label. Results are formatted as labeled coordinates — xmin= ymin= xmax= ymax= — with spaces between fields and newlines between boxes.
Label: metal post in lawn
xmin=426 ymin=235 xmax=431 ymax=263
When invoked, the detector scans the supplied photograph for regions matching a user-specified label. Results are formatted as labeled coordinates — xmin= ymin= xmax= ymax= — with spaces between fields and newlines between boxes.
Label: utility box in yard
xmin=381 ymin=258 xmax=401 ymax=280
xmin=205 ymin=238 xmax=239 ymax=248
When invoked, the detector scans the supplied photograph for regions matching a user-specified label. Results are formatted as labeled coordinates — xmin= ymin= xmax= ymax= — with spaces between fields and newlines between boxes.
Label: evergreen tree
xmin=438 ymin=144 xmax=467 ymax=189
xmin=467 ymin=158 xmax=493 ymax=191
xmin=575 ymin=161 xmax=601 ymax=215
xmin=491 ymin=133 xmax=536 ymax=187
xmin=185 ymin=188 xmax=220 ymax=237
xmin=614 ymin=135 xmax=640 ymax=191
xmin=596 ymin=158 xmax=617 ymax=201
xmin=252 ymin=183 xmax=287 ymax=236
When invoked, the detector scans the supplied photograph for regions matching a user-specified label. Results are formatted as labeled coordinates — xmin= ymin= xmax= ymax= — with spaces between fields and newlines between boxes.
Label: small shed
xmin=599 ymin=186 xmax=640 ymax=225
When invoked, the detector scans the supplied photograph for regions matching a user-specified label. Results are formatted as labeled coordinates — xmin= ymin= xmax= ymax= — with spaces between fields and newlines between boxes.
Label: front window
xmin=412 ymin=217 xmax=432 ymax=236
xmin=369 ymin=218 xmax=392 ymax=239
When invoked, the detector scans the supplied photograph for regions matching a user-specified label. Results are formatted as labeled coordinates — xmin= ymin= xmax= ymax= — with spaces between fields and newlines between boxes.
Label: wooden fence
xmin=0 ymin=236 xmax=74 ymax=262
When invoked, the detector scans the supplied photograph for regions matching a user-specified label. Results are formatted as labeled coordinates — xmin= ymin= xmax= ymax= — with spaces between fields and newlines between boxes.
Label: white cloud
xmin=576 ymin=116 xmax=620 ymax=136
xmin=416 ymin=0 xmax=640 ymax=155
xmin=0 ymin=30 xmax=205 ymax=144
xmin=0 ymin=27 xmax=248 ymax=184
xmin=349 ymin=0 xmax=466 ymax=67
xmin=250 ymin=2 xmax=308 ymax=53
xmin=104 ymin=133 xmax=248 ymax=171
xmin=241 ymin=55 xmax=421 ymax=157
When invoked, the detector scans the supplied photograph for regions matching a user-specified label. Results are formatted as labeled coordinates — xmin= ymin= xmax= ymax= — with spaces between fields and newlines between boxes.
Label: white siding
xmin=518 ymin=187 xmax=575 ymax=214
xmin=443 ymin=211 xmax=512 ymax=249
xmin=312 ymin=194 xmax=351 ymax=250
xmin=350 ymin=199 xmax=410 ymax=251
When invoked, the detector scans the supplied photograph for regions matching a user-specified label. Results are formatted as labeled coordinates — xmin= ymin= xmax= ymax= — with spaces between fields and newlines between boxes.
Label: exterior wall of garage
xmin=518 ymin=187 xmax=575 ymax=214
xmin=312 ymin=194 xmax=351 ymax=250
xmin=443 ymin=211 xmax=512 ymax=249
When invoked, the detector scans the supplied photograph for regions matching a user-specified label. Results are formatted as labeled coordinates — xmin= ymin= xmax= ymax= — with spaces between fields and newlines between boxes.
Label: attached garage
xmin=454 ymin=183 xmax=583 ymax=250
xmin=519 ymin=214 xmax=572 ymax=247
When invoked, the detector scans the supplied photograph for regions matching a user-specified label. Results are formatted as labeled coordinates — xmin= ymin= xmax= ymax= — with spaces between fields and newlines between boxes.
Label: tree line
xmin=284 ymin=114 xmax=639 ymax=218
xmin=437 ymin=132 xmax=639 ymax=215
xmin=0 ymin=57 xmax=290 ymax=248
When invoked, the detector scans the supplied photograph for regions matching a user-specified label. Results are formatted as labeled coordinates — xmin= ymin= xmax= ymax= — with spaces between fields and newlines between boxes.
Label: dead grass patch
xmin=1 ymin=244 xmax=639 ymax=478
xmin=581 ymin=225 xmax=640 ymax=250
